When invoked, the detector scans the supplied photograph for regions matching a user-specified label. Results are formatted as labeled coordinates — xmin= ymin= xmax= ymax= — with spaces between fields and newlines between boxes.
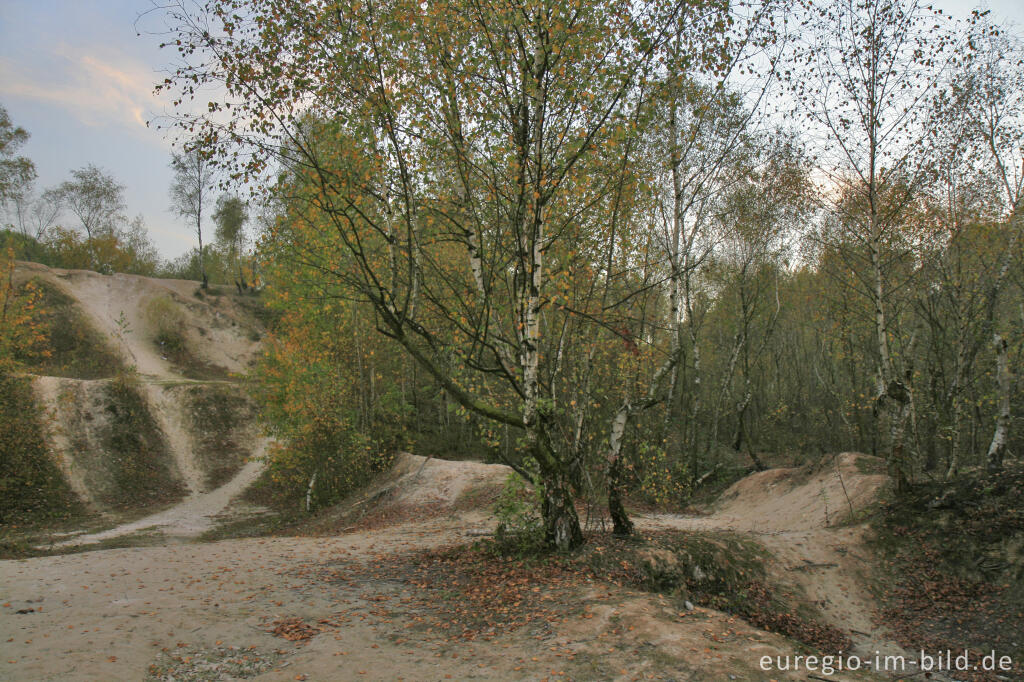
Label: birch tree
xmin=155 ymin=0 xmax=736 ymax=549
xmin=793 ymin=0 xmax=961 ymax=489
xmin=170 ymin=149 xmax=216 ymax=288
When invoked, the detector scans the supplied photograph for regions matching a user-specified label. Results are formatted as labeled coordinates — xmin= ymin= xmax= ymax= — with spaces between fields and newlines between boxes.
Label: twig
xmin=411 ymin=454 xmax=433 ymax=483
xmin=695 ymin=463 xmax=722 ymax=486
xmin=834 ymin=454 xmax=855 ymax=519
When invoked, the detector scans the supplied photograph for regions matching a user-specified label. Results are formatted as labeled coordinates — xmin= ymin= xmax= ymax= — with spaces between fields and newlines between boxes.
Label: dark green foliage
xmin=187 ymin=385 xmax=255 ymax=488
xmin=244 ymin=416 xmax=389 ymax=512
xmin=80 ymin=375 xmax=187 ymax=509
xmin=0 ymin=374 xmax=83 ymax=525
xmin=16 ymin=278 xmax=124 ymax=378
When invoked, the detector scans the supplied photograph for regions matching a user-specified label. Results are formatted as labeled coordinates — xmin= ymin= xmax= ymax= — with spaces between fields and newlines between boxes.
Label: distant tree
xmin=53 ymin=165 xmax=127 ymax=269
xmin=0 ymin=105 xmax=36 ymax=212
xmin=121 ymin=215 xmax=161 ymax=276
xmin=793 ymin=0 xmax=963 ymax=490
xmin=212 ymin=194 xmax=248 ymax=289
xmin=170 ymin=149 xmax=216 ymax=288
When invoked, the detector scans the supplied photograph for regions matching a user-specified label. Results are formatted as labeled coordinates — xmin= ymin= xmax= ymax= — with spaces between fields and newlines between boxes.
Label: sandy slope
xmin=16 ymin=262 xmax=271 ymax=547
xmin=5 ymin=263 xmax=917 ymax=679
xmin=643 ymin=453 xmax=908 ymax=663
xmin=2 ymin=453 xmax=910 ymax=681
xmin=16 ymin=262 xmax=262 ymax=380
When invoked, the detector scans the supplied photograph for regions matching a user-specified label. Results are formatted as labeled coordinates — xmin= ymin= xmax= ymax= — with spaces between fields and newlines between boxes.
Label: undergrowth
xmin=145 ymin=296 xmax=228 ymax=379
xmin=70 ymin=373 xmax=188 ymax=509
xmin=186 ymin=384 xmax=256 ymax=488
xmin=0 ymin=373 xmax=84 ymax=526
xmin=18 ymin=278 xmax=123 ymax=378
xmin=871 ymin=465 xmax=1024 ymax=681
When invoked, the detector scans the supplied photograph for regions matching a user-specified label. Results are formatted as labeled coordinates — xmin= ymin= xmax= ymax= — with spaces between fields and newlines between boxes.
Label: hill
xmin=2 ymin=261 xmax=271 ymax=545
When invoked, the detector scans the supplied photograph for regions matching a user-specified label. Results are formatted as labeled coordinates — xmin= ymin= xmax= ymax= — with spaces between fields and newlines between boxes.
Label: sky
xmin=2 ymin=0 xmax=1023 ymax=260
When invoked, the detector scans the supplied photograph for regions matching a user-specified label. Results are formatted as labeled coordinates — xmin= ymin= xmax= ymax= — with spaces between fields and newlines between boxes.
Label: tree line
xmin=1 ymin=108 xmax=256 ymax=289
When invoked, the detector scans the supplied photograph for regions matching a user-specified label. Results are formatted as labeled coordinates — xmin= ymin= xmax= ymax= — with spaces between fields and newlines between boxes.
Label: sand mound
xmin=15 ymin=262 xmax=261 ymax=379
xmin=386 ymin=453 xmax=512 ymax=507
xmin=706 ymin=452 xmax=888 ymax=532
xmin=14 ymin=261 xmax=272 ymax=547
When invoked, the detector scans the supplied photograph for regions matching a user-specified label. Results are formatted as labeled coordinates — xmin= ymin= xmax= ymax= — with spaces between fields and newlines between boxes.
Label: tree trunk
xmin=987 ymin=334 xmax=1011 ymax=473
xmin=607 ymin=404 xmax=634 ymax=536
xmin=531 ymin=422 xmax=584 ymax=550
xmin=197 ymin=213 xmax=207 ymax=289
xmin=542 ymin=481 xmax=584 ymax=551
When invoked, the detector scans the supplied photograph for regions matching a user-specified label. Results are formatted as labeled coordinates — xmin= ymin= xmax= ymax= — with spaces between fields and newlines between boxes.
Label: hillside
xmin=3 ymin=261 xmax=272 ymax=545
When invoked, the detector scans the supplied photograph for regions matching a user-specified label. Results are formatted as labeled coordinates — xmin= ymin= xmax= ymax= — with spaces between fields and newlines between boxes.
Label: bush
xmin=92 ymin=373 xmax=188 ymax=508
xmin=492 ymin=473 xmax=547 ymax=555
xmin=247 ymin=415 xmax=390 ymax=512
xmin=16 ymin=278 xmax=124 ymax=378
xmin=0 ymin=373 xmax=83 ymax=525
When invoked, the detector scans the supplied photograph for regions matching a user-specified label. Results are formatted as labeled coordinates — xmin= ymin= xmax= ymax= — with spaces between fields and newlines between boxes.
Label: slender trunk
xmin=534 ymin=425 xmax=583 ymax=550
xmin=987 ymin=334 xmax=1011 ymax=472
xmin=606 ymin=404 xmax=634 ymax=536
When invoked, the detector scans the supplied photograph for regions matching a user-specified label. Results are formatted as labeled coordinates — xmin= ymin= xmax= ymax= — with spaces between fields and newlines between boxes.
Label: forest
xmin=2 ymin=0 xmax=1021 ymax=554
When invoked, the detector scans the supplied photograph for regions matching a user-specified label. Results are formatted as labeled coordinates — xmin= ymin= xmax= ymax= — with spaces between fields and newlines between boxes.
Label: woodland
xmin=2 ymin=0 xmax=1022 ymax=554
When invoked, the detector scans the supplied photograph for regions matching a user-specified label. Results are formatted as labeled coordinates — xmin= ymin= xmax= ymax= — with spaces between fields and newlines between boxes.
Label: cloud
xmin=0 ymin=43 xmax=167 ymax=136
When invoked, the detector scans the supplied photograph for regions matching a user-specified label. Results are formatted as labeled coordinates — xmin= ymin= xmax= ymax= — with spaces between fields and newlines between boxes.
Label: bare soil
xmin=2 ymin=453 xmax=914 ymax=681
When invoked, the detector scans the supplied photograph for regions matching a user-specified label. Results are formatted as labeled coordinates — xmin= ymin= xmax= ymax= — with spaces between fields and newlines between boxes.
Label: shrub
xmin=0 ymin=374 xmax=83 ymax=525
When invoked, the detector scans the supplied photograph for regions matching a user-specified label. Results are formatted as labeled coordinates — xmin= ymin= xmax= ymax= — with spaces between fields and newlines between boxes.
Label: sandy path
xmin=2 ymin=516 xmax=491 ymax=682
xmin=1 ymin=452 xmax=912 ymax=681
xmin=16 ymin=262 xmax=274 ymax=551
xmin=638 ymin=453 xmax=929 ymax=677
xmin=137 ymin=382 xmax=205 ymax=494
xmin=47 ymin=439 xmax=273 ymax=550
xmin=2 ymin=511 xmax=835 ymax=682
xmin=31 ymin=376 xmax=104 ymax=513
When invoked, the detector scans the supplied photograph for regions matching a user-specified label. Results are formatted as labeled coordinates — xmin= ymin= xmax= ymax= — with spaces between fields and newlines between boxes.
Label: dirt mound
xmin=15 ymin=262 xmax=262 ymax=379
xmin=708 ymin=452 xmax=888 ymax=531
xmin=643 ymin=454 xmax=902 ymax=662
xmin=31 ymin=375 xmax=188 ymax=513
xmin=387 ymin=453 xmax=511 ymax=507
xmin=10 ymin=261 xmax=272 ymax=547
xmin=294 ymin=454 xmax=512 ymax=536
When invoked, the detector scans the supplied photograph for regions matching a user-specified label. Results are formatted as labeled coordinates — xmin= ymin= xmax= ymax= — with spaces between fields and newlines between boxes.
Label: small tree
xmin=52 ymin=165 xmax=126 ymax=270
xmin=170 ymin=149 xmax=216 ymax=288
xmin=0 ymin=105 xmax=36 ymax=213
xmin=213 ymin=194 xmax=248 ymax=289
xmin=793 ymin=0 xmax=964 ymax=490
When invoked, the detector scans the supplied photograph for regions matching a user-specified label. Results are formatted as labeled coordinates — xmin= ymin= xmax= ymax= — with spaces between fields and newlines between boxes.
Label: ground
xmin=2 ymin=451 xmax=926 ymax=682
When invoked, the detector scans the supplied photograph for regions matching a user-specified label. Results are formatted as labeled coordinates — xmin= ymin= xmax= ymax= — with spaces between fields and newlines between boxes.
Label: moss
xmin=17 ymin=278 xmax=124 ymax=379
xmin=69 ymin=374 xmax=188 ymax=510
xmin=186 ymin=384 xmax=256 ymax=488
xmin=0 ymin=373 xmax=84 ymax=525
xmin=145 ymin=296 xmax=229 ymax=380
xmin=577 ymin=530 xmax=851 ymax=653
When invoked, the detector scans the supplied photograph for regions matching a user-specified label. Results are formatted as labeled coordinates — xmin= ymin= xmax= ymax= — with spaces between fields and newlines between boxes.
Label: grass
xmin=186 ymin=384 xmax=257 ymax=488
xmin=17 ymin=278 xmax=124 ymax=378
xmin=62 ymin=374 xmax=189 ymax=511
xmin=572 ymin=529 xmax=852 ymax=654
xmin=0 ymin=373 xmax=85 ymax=527
xmin=145 ymin=295 xmax=231 ymax=380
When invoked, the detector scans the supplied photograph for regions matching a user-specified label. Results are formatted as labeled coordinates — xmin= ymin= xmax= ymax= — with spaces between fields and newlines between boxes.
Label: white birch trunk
xmin=986 ymin=334 xmax=1011 ymax=472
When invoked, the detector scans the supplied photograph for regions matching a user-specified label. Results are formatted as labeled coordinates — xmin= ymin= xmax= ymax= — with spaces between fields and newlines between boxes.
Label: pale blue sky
xmin=1 ymin=0 xmax=1023 ymax=259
